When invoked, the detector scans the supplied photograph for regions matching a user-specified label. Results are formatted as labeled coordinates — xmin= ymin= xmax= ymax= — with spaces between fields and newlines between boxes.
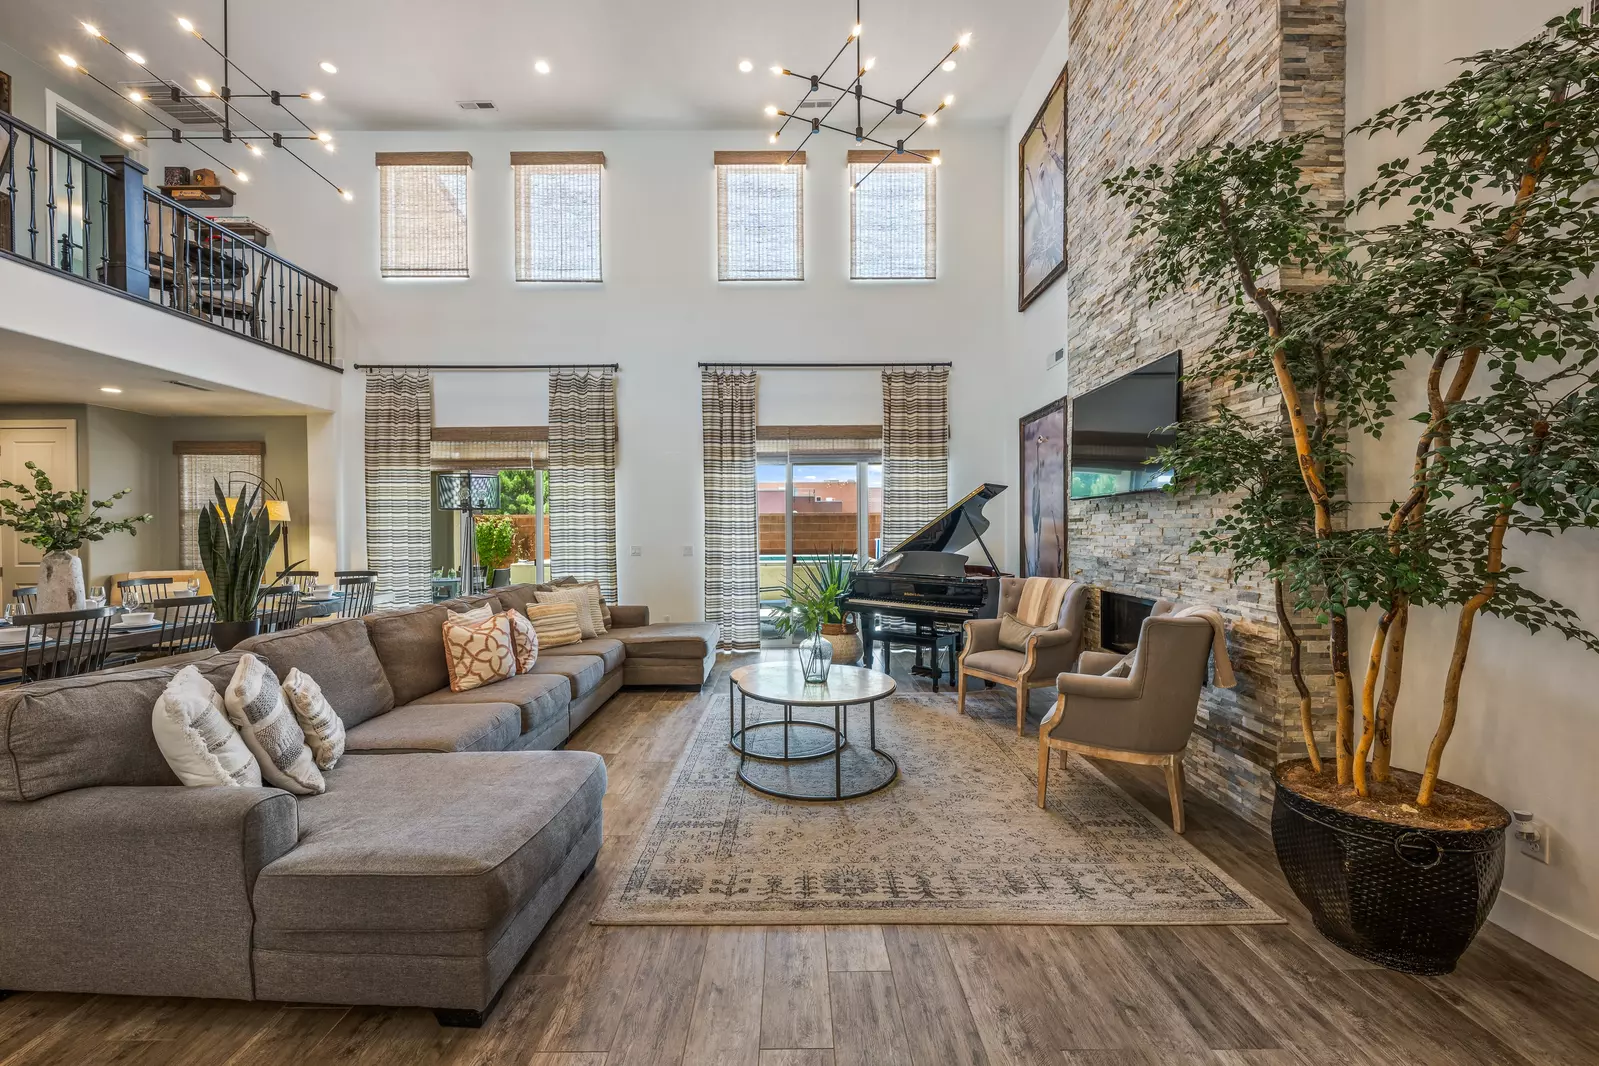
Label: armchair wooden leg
xmin=957 ymin=669 xmax=967 ymax=715
xmin=1165 ymin=755 xmax=1186 ymax=834
xmin=1015 ymin=683 xmax=1027 ymax=736
xmin=1037 ymin=742 xmax=1051 ymax=807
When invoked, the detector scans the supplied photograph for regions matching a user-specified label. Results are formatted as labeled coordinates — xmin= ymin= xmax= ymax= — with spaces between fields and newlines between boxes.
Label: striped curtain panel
xmin=548 ymin=369 xmax=619 ymax=601
xmin=880 ymin=366 xmax=951 ymax=546
xmin=363 ymin=371 xmax=434 ymax=605
xmin=702 ymin=370 xmax=759 ymax=651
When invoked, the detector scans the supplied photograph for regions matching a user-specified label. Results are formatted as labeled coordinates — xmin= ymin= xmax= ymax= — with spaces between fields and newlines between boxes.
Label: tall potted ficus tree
xmin=0 ymin=461 xmax=151 ymax=611
xmin=1109 ymin=10 xmax=1599 ymax=974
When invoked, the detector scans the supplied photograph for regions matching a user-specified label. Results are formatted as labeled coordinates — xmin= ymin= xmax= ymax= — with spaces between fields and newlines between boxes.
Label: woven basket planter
xmin=1271 ymin=765 xmax=1509 ymax=975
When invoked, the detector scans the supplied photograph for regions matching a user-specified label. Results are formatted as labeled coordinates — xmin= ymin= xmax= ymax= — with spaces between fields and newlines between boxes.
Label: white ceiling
xmin=0 ymin=0 xmax=1064 ymax=130
xmin=0 ymin=331 xmax=321 ymax=416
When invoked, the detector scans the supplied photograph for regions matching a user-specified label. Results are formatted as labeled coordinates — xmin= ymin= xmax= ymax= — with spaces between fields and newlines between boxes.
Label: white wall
xmin=1346 ymin=0 xmax=1599 ymax=977
xmin=150 ymin=125 xmax=1008 ymax=621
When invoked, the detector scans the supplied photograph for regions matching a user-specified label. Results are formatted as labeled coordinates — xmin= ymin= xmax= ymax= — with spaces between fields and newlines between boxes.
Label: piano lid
xmin=886 ymin=483 xmax=1007 ymax=556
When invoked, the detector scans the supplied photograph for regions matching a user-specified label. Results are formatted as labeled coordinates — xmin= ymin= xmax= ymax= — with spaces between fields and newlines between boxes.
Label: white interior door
xmin=0 ymin=421 xmax=78 ymax=603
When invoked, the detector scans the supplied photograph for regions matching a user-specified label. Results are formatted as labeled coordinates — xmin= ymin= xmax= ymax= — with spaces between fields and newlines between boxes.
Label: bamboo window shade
xmin=430 ymin=426 xmax=549 ymax=471
xmin=715 ymin=151 xmax=806 ymax=282
xmin=511 ymin=152 xmax=604 ymax=282
xmin=849 ymin=150 xmax=937 ymax=280
xmin=174 ymin=442 xmax=265 ymax=570
xmin=376 ymin=152 xmax=472 ymax=278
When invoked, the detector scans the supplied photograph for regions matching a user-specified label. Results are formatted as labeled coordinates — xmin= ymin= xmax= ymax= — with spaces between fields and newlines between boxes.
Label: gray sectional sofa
xmin=0 ymin=584 xmax=717 ymax=1026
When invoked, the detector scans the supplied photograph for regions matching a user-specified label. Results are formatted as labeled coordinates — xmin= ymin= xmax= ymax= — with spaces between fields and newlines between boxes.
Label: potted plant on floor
xmin=474 ymin=514 xmax=516 ymax=591
xmin=0 ymin=461 xmax=150 ymax=611
xmin=1106 ymin=11 xmax=1599 ymax=974
xmin=198 ymin=480 xmax=299 ymax=650
xmin=772 ymin=552 xmax=858 ymax=679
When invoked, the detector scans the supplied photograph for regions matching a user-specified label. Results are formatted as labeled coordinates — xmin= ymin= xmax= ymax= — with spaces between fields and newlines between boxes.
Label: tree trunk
xmin=1373 ymin=596 xmax=1408 ymax=782
xmin=1276 ymin=578 xmax=1321 ymax=774
xmin=1354 ymin=605 xmax=1396 ymax=796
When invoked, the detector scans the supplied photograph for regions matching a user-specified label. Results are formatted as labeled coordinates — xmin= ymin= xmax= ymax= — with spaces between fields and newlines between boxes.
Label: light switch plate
xmin=682 ymin=545 xmax=694 ymax=557
xmin=630 ymin=545 xmax=642 ymax=557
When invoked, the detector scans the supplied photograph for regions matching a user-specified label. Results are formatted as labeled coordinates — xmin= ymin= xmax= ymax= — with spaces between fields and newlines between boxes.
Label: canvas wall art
xmin=1018 ymin=63 xmax=1067 ymax=311
xmin=1020 ymin=397 xmax=1068 ymax=578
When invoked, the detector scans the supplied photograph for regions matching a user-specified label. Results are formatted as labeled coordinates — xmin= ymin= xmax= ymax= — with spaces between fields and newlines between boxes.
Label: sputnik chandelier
xmin=763 ymin=0 xmax=970 ymax=187
xmin=56 ymin=1 xmax=352 ymax=200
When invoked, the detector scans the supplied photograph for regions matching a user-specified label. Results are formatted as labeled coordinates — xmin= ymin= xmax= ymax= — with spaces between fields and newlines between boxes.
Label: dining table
xmin=0 ymin=596 xmax=344 ymax=674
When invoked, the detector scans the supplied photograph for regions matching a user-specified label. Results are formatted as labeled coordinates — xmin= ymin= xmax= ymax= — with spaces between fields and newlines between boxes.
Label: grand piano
xmin=842 ymin=483 xmax=1007 ymax=687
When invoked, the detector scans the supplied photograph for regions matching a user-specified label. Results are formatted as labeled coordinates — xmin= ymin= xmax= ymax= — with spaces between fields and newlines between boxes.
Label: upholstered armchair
xmin=1036 ymin=603 xmax=1215 ymax=832
xmin=958 ymin=579 xmax=1087 ymax=735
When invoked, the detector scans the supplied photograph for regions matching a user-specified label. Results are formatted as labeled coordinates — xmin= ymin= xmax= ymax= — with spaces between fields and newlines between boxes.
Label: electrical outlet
xmin=682 ymin=545 xmax=694 ymax=557
xmin=1521 ymin=830 xmax=1552 ymax=864
xmin=630 ymin=545 xmax=642 ymax=557
xmin=1513 ymin=810 xmax=1552 ymax=864
xmin=662 ymin=614 xmax=671 ymax=621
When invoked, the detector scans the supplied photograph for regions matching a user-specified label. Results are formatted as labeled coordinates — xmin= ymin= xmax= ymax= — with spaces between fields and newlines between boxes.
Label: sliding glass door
xmin=758 ymin=457 xmax=882 ymax=642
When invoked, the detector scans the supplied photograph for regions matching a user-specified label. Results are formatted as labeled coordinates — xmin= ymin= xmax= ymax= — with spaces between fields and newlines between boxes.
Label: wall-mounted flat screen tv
xmin=1069 ymin=350 xmax=1182 ymax=500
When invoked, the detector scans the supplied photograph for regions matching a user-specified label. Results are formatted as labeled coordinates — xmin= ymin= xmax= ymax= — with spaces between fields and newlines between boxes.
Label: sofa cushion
xmin=963 ymin=648 xmax=1027 ymax=679
xmin=439 ymin=593 xmax=503 ymax=614
xmin=188 ymin=651 xmax=246 ymax=695
xmin=235 ymin=619 xmax=395 ymax=728
xmin=610 ymin=621 xmax=718 ymax=660
xmin=495 ymin=584 xmax=538 ymax=615
xmin=364 ymin=604 xmax=449 ymax=707
xmin=344 ymin=703 xmax=521 ymax=754
xmin=0 ymin=668 xmax=181 ymax=800
xmin=253 ymin=751 xmax=607 ymax=933
xmin=527 ymin=654 xmax=607 ymax=699
xmin=413 ymin=673 xmax=570 ymax=739
xmin=558 ymin=637 xmax=626 ymax=673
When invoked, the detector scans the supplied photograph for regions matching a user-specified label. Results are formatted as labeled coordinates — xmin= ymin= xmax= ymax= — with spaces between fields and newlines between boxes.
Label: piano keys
xmin=841 ymin=483 xmax=1008 ymax=687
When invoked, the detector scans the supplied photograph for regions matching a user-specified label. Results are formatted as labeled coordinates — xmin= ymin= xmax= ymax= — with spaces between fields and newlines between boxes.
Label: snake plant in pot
xmin=198 ymin=480 xmax=300 ymax=650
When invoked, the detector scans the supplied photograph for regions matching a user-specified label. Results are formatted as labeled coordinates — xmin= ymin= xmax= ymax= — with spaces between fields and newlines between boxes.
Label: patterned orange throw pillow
xmin=505 ymin=608 xmax=540 ymax=671
xmin=443 ymin=611 xmax=516 ymax=693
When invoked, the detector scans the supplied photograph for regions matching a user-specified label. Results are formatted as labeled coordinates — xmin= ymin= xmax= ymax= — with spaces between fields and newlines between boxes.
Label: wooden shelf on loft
xmin=160 ymin=183 xmax=236 ymax=208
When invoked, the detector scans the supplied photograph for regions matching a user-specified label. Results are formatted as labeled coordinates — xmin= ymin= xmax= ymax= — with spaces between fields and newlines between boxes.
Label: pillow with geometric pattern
xmin=443 ymin=611 xmax=517 ymax=693
xmin=504 ymin=608 xmax=540 ymax=671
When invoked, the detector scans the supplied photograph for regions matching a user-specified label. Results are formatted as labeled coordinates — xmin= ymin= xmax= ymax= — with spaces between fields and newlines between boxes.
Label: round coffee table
xmin=728 ymin=662 xmax=898 ymax=801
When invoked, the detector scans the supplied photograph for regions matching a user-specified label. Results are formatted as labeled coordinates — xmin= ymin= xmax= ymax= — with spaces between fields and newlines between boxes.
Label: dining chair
xmin=117 ymin=577 xmax=180 ymax=610
xmin=17 ymin=607 xmax=117 ymax=682
xmin=337 ymin=574 xmax=376 ymax=619
xmin=256 ymin=585 xmax=301 ymax=634
xmin=277 ymin=570 xmax=323 ymax=594
xmin=142 ymin=595 xmax=216 ymax=658
xmin=10 ymin=586 xmax=37 ymax=615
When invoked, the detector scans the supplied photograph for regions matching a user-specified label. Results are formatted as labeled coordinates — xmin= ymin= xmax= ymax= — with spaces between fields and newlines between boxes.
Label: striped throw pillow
xmin=223 ymin=654 xmax=325 ymax=796
xmin=535 ymin=585 xmax=603 ymax=638
xmin=282 ymin=667 xmax=347 ymax=771
xmin=525 ymin=601 xmax=584 ymax=649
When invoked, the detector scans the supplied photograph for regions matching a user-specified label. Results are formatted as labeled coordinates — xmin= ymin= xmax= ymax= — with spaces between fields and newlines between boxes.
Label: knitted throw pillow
xmin=151 ymin=665 xmax=262 ymax=788
xmin=535 ymin=586 xmax=603 ymax=638
xmin=282 ymin=667 xmax=347 ymax=771
xmin=525 ymin=601 xmax=584 ymax=649
xmin=505 ymin=608 xmax=540 ymax=671
xmin=224 ymin=654 xmax=325 ymax=796
xmin=444 ymin=611 xmax=516 ymax=692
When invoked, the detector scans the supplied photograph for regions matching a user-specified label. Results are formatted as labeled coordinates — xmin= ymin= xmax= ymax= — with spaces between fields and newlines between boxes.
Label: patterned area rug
xmin=593 ymin=689 xmax=1282 ymax=926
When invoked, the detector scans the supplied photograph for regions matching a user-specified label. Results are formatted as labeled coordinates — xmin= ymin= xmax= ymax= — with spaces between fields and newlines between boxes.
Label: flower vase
xmin=37 ymin=551 xmax=85 ymax=613
xmin=799 ymin=630 xmax=834 ymax=683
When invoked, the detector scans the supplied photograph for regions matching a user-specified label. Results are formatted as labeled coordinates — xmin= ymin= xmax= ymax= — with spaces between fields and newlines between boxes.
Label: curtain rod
xmin=354 ymin=363 xmax=620 ymax=372
xmin=698 ymin=361 xmax=952 ymax=369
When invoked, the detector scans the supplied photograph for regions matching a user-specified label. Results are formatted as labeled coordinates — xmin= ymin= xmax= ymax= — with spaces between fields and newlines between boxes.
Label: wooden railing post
xmin=100 ymin=154 xmax=149 ymax=296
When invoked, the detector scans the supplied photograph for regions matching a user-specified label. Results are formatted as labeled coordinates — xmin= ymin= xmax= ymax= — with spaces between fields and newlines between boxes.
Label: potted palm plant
xmin=0 ymin=461 xmax=150 ymax=611
xmin=772 ymin=552 xmax=859 ymax=677
xmin=198 ymin=480 xmax=300 ymax=650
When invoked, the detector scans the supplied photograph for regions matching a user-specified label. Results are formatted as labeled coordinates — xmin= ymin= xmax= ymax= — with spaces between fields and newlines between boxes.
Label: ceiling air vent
xmin=164 ymin=379 xmax=214 ymax=392
xmin=796 ymin=99 xmax=837 ymax=110
xmin=121 ymin=81 xmax=223 ymax=126
xmin=456 ymin=100 xmax=497 ymax=111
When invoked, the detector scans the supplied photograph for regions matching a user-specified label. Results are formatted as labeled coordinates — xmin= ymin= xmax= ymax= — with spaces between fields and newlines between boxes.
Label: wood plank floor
xmin=4 ymin=651 xmax=1598 ymax=1065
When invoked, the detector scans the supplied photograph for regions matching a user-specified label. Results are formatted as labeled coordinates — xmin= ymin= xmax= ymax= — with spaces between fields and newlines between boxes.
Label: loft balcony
xmin=0 ymin=111 xmax=338 ymax=371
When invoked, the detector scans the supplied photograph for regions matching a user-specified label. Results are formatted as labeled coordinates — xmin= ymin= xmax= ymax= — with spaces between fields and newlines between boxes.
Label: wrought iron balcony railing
xmin=0 ymin=112 xmax=338 ymax=369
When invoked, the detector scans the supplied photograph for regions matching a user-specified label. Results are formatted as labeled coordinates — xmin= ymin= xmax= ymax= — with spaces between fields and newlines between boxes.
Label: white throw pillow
xmin=224 ymin=654 xmax=325 ymax=796
xmin=535 ymin=586 xmax=603 ymax=639
xmin=152 ymin=665 xmax=262 ymax=788
xmin=282 ymin=667 xmax=346 ymax=771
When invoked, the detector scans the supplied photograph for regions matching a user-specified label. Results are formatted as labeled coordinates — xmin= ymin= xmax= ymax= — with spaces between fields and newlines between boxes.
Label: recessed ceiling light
xmin=533 ymin=58 xmax=551 ymax=75
xmin=100 ymin=386 xmax=123 ymax=394
xmin=319 ymin=61 xmax=338 ymax=74
xmin=738 ymin=59 xmax=753 ymax=73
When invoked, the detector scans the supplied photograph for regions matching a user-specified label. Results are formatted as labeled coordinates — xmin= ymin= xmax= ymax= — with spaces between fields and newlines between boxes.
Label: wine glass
xmin=186 ymin=577 xmax=201 ymax=596
xmin=124 ymin=586 xmax=142 ymax=611
xmin=87 ymin=585 xmax=107 ymax=608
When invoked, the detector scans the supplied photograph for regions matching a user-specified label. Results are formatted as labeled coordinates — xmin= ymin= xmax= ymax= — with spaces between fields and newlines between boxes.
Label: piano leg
xmin=860 ymin=610 xmax=875 ymax=671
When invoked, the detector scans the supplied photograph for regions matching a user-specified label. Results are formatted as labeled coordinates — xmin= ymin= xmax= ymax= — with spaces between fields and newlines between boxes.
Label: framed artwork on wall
xmin=0 ymin=69 xmax=10 ymax=114
xmin=1019 ymin=396 xmax=1068 ymax=578
xmin=1018 ymin=63 xmax=1067 ymax=311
